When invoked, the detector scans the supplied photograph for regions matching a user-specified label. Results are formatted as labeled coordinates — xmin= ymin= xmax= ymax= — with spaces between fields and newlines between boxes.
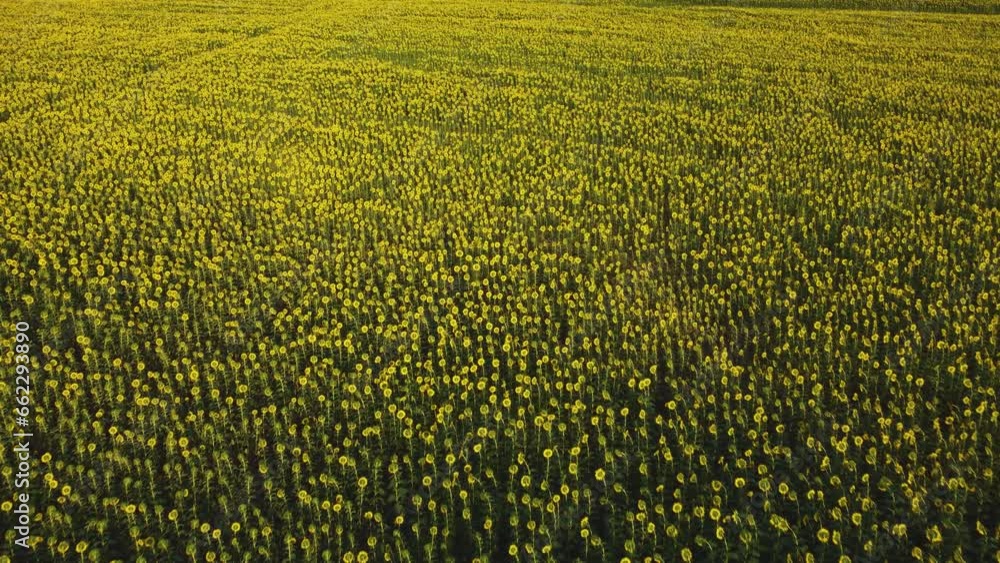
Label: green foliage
xmin=1 ymin=0 xmax=998 ymax=562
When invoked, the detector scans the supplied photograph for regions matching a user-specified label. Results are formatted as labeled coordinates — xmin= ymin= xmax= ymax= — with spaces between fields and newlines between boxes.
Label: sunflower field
xmin=1 ymin=0 xmax=998 ymax=561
